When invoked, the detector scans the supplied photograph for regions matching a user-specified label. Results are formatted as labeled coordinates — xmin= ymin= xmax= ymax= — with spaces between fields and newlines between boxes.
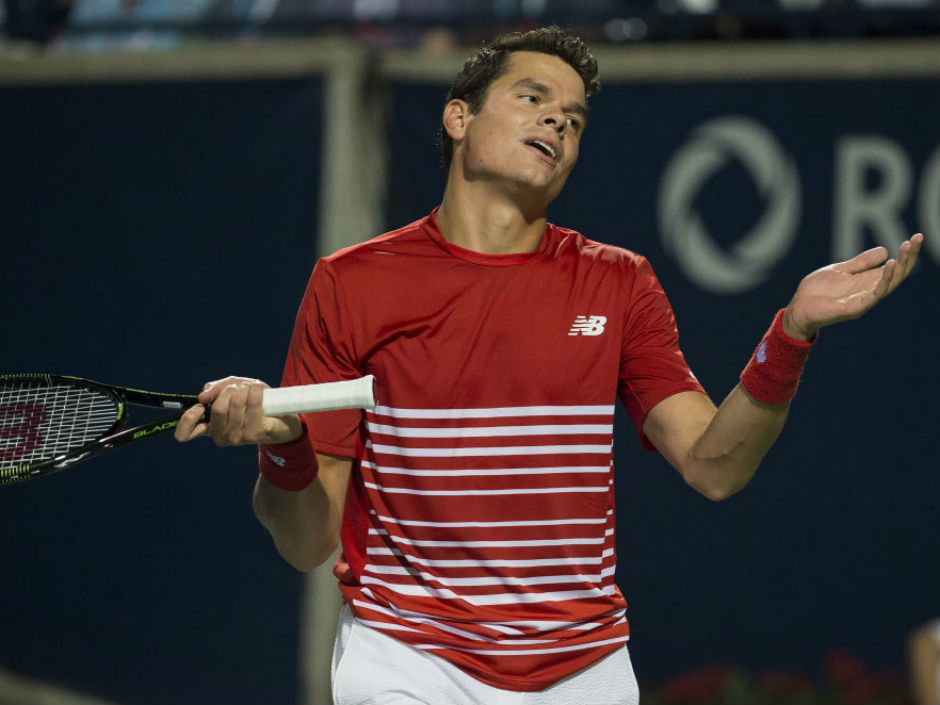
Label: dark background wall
xmin=0 ymin=77 xmax=323 ymax=704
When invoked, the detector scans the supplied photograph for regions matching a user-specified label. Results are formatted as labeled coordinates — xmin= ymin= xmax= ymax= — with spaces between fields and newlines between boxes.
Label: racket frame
xmin=1 ymin=374 xmax=200 ymax=484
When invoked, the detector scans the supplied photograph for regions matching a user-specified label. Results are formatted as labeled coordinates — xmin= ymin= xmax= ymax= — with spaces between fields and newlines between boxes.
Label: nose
xmin=540 ymin=109 xmax=567 ymax=136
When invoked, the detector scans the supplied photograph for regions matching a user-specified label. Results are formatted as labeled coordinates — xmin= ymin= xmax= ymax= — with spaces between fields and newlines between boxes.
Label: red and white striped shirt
xmin=279 ymin=211 xmax=703 ymax=691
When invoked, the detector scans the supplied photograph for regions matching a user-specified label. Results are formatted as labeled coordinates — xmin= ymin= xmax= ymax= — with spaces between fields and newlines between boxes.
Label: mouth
xmin=525 ymin=139 xmax=558 ymax=163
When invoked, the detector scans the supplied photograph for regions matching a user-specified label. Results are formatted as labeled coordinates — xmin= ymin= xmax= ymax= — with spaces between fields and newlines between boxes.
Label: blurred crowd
xmin=1 ymin=0 xmax=938 ymax=50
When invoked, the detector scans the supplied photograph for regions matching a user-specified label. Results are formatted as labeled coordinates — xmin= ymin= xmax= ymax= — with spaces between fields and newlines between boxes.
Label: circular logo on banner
xmin=658 ymin=116 xmax=801 ymax=294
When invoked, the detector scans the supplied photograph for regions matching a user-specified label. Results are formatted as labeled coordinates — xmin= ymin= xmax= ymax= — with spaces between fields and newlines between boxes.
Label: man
xmin=175 ymin=27 xmax=922 ymax=705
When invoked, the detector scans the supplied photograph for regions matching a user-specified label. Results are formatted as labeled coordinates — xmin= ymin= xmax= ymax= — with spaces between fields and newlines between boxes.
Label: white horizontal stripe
xmin=372 ymin=405 xmax=614 ymax=419
xmin=355 ymin=618 xmax=423 ymax=635
xmin=362 ymin=460 xmax=609 ymax=478
xmin=364 ymin=564 xmax=613 ymax=587
xmin=361 ymin=576 xmax=614 ymax=605
xmin=367 ymin=423 xmax=613 ymax=438
xmin=364 ymin=481 xmax=608 ymax=497
xmin=367 ymin=442 xmax=612 ymax=457
xmin=356 ymin=603 xmax=558 ymax=645
xmin=374 ymin=513 xmax=609 ymax=528
xmin=498 ymin=611 xmax=627 ymax=632
xmin=354 ymin=600 xmax=627 ymax=638
xmin=369 ymin=529 xmax=605 ymax=547
xmin=418 ymin=635 xmax=629 ymax=656
xmin=367 ymin=546 xmax=614 ymax=568
xmin=353 ymin=599 xmax=525 ymax=639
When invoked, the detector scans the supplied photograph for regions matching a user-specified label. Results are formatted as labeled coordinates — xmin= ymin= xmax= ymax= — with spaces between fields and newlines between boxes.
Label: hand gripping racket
xmin=0 ymin=374 xmax=376 ymax=485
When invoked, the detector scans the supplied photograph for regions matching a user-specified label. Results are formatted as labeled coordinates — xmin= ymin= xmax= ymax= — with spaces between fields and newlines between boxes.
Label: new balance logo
xmin=263 ymin=448 xmax=287 ymax=467
xmin=756 ymin=341 xmax=768 ymax=363
xmin=568 ymin=315 xmax=607 ymax=336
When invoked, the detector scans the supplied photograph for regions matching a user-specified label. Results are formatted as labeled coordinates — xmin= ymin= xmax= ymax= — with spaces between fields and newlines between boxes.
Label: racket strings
xmin=0 ymin=384 xmax=120 ymax=468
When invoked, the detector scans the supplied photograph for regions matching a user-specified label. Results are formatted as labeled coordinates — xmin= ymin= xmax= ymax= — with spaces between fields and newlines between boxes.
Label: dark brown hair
xmin=440 ymin=26 xmax=600 ymax=169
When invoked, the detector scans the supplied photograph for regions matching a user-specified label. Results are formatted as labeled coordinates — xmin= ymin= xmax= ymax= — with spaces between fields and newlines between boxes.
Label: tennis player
xmin=175 ymin=27 xmax=922 ymax=705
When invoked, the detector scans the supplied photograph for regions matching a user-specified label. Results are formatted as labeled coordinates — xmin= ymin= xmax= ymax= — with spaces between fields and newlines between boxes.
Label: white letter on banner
xmin=918 ymin=146 xmax=940 ymax=264
xmin=833 ymin=136 xmax=912 ymax=261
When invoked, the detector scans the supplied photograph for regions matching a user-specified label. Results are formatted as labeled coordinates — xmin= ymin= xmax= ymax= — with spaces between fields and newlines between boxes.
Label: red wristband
xmin=257 ymin=419 xmax=319 ymax=491
xmin=740 ymin=309 xmax=816 ymax=405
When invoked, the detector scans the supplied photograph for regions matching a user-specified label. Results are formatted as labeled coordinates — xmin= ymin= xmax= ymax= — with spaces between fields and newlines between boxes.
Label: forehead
xmin=495 ymin=51 xmax=586 ymax=101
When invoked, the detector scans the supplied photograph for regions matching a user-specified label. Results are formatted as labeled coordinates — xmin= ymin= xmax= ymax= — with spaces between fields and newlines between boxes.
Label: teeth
xmin=531 ymin=140 xmax=556 ymax=160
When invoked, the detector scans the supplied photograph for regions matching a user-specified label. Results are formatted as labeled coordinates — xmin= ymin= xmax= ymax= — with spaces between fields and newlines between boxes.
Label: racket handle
xmin=261 ymin=376 xmax=377 ymax=415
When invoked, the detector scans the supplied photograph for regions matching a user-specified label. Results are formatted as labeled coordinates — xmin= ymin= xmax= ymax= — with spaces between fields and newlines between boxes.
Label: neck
xmin=435 ymin=178 xmax=548 ymax=255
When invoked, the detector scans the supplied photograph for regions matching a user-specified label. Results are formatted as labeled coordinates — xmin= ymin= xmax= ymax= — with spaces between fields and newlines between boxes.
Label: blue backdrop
xmin=385 ymin=76 xmax=940 ymax=684
xmin=0 ymin=78 xmax=323 ymax=704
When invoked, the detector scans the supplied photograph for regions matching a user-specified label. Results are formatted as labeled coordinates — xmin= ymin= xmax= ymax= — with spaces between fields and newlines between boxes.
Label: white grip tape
xmin=261 ymin=376 xmax=377 ymax=415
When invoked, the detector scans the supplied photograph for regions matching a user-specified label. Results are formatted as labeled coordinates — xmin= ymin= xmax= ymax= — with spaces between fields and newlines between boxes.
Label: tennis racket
xmin=0 ymin=374 xmax=376 ymax=485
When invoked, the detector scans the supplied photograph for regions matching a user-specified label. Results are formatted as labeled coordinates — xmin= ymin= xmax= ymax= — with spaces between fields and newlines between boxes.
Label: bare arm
xmin=908 ymin=621 xmax=940 ymax=705
xmin=643 ymin=387 xmax=788 ymax=501
xmin=252 ymin=452 xmax=352 ymax=571
xmin=174 ymin=376 xmax=352 ymax=571
xmin=645 ymin=233 xmax=923 ymax=500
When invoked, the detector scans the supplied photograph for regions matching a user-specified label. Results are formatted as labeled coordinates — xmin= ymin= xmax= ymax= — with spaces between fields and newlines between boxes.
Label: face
xmin=445 ymin=51 xmax=588 ymax=206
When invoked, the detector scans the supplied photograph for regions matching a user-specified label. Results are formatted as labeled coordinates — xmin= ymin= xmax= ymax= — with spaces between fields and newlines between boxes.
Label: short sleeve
xmin=282 ymin=259 xmax=364 ymax=457
xmin=617 ymin=258 xmax=704 ymax=451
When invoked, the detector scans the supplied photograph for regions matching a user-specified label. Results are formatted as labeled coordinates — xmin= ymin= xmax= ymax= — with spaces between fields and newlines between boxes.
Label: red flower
xmin=755 ymin=669 xmax=814 ymax=699
xmin=656 ymin=665 xmax=736 ymax=705
xmin=825 ymin=648 xmax=867 ymax=689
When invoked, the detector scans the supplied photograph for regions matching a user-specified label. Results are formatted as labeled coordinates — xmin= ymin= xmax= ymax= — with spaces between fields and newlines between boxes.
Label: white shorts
xmin=331 ymin=604 xmax=640 ymax=705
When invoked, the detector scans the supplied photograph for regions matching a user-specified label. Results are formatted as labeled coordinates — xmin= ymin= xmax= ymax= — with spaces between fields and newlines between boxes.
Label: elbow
xmin=278 ymin=530 xmax=340 ymax=573
xmin=681 ymin=454 xmax=758 ymax=502
xmin=253 ymin=501 xmax=340 ymax=572
xmin=283 ymin=555 xmax=318 ymax=573
xmin=684 ymin=465 xmax=749 ymax=502
xmin=695 ymin=482 xmax=740 ymax=502
xmin=283 ymin=554 xmax=323 ymax=573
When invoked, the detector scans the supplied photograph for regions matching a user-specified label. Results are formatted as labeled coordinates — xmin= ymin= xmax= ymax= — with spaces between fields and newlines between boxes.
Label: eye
xmin=566 ymin=116 xmax=581 ymax=133
xmin=521 ymin=94 xmax=539 ymax=104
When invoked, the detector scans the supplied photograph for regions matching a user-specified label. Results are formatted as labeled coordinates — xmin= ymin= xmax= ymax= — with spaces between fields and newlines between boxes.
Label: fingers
xmin=211 ymin=378 xmax=269 ymax=447
xmin=840 ymin=246 xmax=889 ymax=274
xmin=788 ymin=233 xmax=923 ymax=332
xmin=174 ymin=403 xmax=208 ymax=443
xmin=895 ymin=233 xmax=923 ymax=282
xmin=174 ymin=376 xmax=271 ymax=447
xmin=870 ymin=258 xmax=897 ymax=302
xmin=244 ymin=384 xmax=268 ymax=437
xmin=209 ymin=384 xmax=248 ymax=446
xmin=872 ymin=233 xmax=923 ymax=302
xmin=198 ymin=376 xmax=248 ymax=405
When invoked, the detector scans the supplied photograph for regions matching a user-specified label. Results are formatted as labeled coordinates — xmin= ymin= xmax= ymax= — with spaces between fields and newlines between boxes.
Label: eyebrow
xmin=511 ymin=77 xmax=589 ymax=124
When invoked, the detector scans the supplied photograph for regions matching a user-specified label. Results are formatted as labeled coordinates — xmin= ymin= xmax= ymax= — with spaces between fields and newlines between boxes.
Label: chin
xmin=508 ymin=181 xmax=564 ymax=213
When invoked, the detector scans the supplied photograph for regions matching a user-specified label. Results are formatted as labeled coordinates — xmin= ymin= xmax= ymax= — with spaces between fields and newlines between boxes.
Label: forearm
xmin=682 ymin=384 xmax=789 ymax=500
xmin=253 ymin=450 xmax=352 ymax=572
xmin=252 ymin=474 xmax=342 ymax=571
xmin=645 ymin=310 xmax=812 ymax=501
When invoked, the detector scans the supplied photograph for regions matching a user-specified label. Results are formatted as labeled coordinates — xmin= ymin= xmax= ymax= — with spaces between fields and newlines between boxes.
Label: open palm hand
xmin=783 ymin=233 xmax=924 ymax=341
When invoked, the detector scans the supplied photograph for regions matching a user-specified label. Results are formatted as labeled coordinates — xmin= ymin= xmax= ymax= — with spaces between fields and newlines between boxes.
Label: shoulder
xmin=320 ymin=215 xmax=432 ymax=273
xmin=547 ymin=223 xmax=654 ymax=276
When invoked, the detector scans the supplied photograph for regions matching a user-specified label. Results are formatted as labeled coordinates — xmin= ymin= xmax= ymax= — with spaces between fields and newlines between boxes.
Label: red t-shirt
xmin=279 ymin=211 xmax=704 ymax=691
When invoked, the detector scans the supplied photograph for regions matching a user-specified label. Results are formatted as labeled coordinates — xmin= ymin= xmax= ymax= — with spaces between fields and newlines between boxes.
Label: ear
xmin=442 ymin=99 xmax=471 ymax=142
